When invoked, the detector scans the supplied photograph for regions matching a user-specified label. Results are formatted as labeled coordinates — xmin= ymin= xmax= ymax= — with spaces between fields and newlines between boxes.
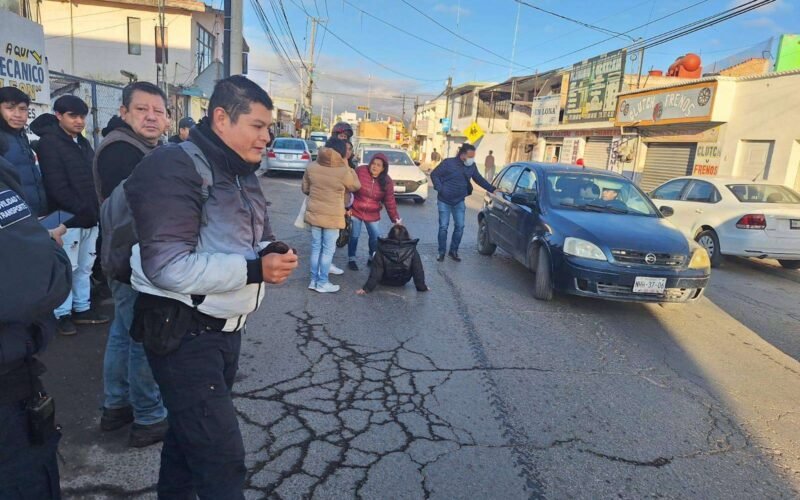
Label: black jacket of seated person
xmin=362 ymin=237 xmax=428 ymax=293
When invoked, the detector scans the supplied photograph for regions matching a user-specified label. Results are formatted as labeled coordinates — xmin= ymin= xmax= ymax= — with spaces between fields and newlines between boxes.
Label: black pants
xmin=0 ymin=400 xmax=61 ymax=499
xmin=145 ymin=330 xmax=245 ymax=500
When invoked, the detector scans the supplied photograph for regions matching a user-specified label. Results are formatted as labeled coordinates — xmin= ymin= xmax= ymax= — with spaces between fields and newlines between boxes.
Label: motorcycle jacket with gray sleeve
xmin=124 ymin=122 xmax=273 ymax=332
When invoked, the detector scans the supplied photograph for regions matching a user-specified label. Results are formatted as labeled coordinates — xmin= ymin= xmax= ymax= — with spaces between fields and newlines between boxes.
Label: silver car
xmin=263 ymin=138 xmax=312 ymax=174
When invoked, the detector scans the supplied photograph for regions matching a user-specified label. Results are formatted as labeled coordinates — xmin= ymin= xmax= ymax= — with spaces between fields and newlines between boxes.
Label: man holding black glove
xmin=0 ymin=157 xmax=72 ymax=499
xmin=125 ymin=75 xmax=297 ymax=498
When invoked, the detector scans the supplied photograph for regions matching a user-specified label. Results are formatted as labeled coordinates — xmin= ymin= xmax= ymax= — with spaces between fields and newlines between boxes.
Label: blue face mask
xmin=464 ymin=157 xmax=475 ymax=167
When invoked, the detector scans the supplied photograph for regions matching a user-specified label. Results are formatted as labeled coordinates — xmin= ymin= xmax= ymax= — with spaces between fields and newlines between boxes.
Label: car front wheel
xmin=695 ymin=229 xmax=722 ymax=267
xmin=477 ymin=217 xmax=496 ymax=256
xmin=778 ymin=259 xmax=800 ymax=269
xmin=533 ymin=246 xmax=553 ymax=301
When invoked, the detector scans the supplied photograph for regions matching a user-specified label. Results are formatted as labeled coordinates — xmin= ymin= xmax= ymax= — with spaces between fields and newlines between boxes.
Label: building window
xmin=155 ymin=26 xmax=168 ymax=64
xmin=459 ymin=92 xmax=474 ymax=118
xmin=197 ymin=24 xmax=215 ymax=74
xmin=127 ymin=17 xmax=141 ymax=56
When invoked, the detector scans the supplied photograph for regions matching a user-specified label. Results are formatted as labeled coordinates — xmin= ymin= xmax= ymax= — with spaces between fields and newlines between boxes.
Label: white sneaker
xmin=314 ymin=282 xmax=340 ymax=293
xmin=329 ymin=264 xmax=344 ymax=275
xmin=308 ymin=280 xmax=317 ymax=290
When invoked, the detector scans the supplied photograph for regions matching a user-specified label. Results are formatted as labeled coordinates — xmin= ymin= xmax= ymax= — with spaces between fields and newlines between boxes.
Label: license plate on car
xmin=791 ymin=219 xmax=800 ymax=230
xmin=394 ymin=185 xmax=406 ymax=193
xmin=280 ymin=154 xmax=295 ymax=160
xmin=633 ymin=277 xmax=667 ymax=294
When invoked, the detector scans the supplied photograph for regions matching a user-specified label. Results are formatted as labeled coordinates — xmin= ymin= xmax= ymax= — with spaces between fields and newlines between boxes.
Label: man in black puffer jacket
xmin=32 ymin=95 xmax=109 ymax=336
xmin=357 ymin=225 xmax=429 ymax=294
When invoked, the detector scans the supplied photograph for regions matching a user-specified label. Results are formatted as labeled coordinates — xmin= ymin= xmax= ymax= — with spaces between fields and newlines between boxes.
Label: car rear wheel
xmin=778 ymin=259 xmax=800 ymax=269
xmin=695 ymin=229 xmax=722 ymax=268
xmin=477 ymin=217 xmax=496 ymax=256
xmin=533 ymin=246 xmax=553 ymax=301
xmin=414 ymin=198 xmax=425 ymax=204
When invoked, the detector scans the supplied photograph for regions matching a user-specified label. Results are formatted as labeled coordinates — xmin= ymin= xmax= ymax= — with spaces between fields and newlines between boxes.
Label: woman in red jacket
xmin=347 ymin=153 xmax=401 ymax=270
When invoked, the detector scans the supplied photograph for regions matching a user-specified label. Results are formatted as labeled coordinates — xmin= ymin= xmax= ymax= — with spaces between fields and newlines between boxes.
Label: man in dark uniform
xmin=0 ymin=155 xmax=72 ymax=499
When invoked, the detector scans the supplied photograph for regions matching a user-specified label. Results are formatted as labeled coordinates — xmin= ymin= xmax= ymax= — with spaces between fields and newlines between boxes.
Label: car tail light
xmin=301 ymin=152 xmax=311 ymax=160
xmin=267 ymin=150 xmax=276 ymax=158
xmin=736 ymin=214 xmax=767 ymax=229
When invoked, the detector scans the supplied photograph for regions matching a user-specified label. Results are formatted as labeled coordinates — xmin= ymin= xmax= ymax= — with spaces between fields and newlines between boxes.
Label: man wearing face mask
xmin=430 ymin=143 xmax=495 ymax=262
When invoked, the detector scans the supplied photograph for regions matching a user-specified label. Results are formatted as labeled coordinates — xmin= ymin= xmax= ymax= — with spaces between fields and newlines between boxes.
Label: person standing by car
xmin=126 ymin=75 xmax=298 ymax=498
xmin=484 ymin=150 xmax=496 ymax=181
xmin=0 ymin=158 xmax=72 ymax=500
xmin=431 ymin=143 xmax=495 ymax=262
xmin=0 ymin=87 xmax=48 ymax=217
xmin=94 ymin=81 xmax=171 ymax=448
xmin=302 ymin=138 xmax=360 ymax=292
xmin=31 ymin=95 xmax=109 ymax=336
xmin=348 ymin=153 xmax=401 ymax=270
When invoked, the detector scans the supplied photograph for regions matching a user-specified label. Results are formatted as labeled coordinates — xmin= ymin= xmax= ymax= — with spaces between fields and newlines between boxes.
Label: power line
xmin=340 ymin=0 xmax=513 ymax=69
xmin=250 ymin=0 xmax=304 ymax=83
xmin=515 ymin=0 xmax=633 ymax=41
xmin=398 ymin=0 xmax=531 ymax=69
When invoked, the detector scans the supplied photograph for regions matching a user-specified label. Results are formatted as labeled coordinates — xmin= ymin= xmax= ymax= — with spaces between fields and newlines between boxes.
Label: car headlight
xmin=688 ymin=248 xmax=711 ymax=270
xmin=564 ymin=237 xmax=607 ymax=261
xmin=419 ymin=177 xmax=428 ymax=184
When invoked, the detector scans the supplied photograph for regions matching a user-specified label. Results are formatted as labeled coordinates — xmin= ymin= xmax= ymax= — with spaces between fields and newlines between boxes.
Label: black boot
xmin=448 ymin=251 xmax=461 ymax=262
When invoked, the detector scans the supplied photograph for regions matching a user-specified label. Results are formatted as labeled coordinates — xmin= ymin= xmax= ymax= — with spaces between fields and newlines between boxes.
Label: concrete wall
xmin=41 ymin=0 xmax=221 ymax=85
xmin=718 ymin=73 xmax=800 ymax=186
xmin=474 ymin=132 xmax=508 ymax=176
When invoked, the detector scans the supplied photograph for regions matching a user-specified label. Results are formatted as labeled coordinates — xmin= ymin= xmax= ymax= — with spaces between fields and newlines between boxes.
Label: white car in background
xmin=649 ymin=176 xmax=800 ymax=269
xmin=358 ymin=147 xmax=428 ymax=204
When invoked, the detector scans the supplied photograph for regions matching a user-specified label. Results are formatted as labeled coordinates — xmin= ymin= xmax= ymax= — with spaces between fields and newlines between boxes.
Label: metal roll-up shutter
xmin=640 ymin=143 xmax=696 ymax=192
xmin=583 ymin=137 xmax=612 ymax=170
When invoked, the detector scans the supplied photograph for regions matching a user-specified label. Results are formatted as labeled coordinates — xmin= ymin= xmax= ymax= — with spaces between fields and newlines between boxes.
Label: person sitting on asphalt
xmin=348 ymin=152 xmax=401 ymax=271
xmin=356 ymin=224 xmax=429 ymax=295
xmin=430 ymin=143 xmax=496 ymax=262
xmin=302 ymin=137 xmax=360 ymax=293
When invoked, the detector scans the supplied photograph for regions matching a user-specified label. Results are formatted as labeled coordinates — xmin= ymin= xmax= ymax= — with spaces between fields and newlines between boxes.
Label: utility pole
xmin=400 ymin=94 xmax=407 ymax=128
xmin=442 ymin=76 xmax=452 ymax=156
xmin=509 ymin=1 xmax=521 ymax=79
xmin=367 ymin=73 xmax=372 ymax=120
xmin=329 ymin=96 xmax=334 ymax=131
xmin=222 ymin=0 xmax=243 ymax=76
xmin=302 ymin=18 xmax=318 ymax=138
xmin=157 ymin=0 xmax=168 ymax=98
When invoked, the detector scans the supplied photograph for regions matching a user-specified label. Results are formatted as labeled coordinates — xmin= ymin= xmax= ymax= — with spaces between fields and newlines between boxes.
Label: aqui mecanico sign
xmin=564 ymin=49 xmax=626 ymax=123
xmin=0 ymin=10 xmax=51 ymax=119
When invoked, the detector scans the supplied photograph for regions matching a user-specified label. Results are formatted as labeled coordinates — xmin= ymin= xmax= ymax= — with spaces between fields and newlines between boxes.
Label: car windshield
xmin=545 ymin=173 xmax=658 ymax=217
xmin=305 ymin=141 xmax=319 ymax=152
xmin=727 ymin=184 xmax=800 ymax=204
xmin=273 ymin=139 xmax=306 ymax=151
xmin=363 ymin=150 xmax=416 ymax=166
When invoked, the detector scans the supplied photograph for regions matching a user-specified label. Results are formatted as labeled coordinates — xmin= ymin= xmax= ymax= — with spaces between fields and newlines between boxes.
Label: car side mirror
xmin=659 ymin=205 xmax=674 ymax=217
xmin=511 ymin=192 xmax=538 ymax=207
xmin=414 ymin=160 xmax=421 ymax=166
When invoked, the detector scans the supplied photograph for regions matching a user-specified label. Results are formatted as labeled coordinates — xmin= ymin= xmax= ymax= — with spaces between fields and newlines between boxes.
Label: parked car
xmin=309 ymin=132 xmax=327 ymax=148
xmin=359 ymin=147 xmax=428 ymax=204
xmin=305 ymin=139 xmax=319 ymax=161
xmin=478 ymin=163 xmax=711 ymax=303
xmin=649 ymin=176 xmax=800 ymax=269
xmin=262 ymin=138 xmax=312 ymax=175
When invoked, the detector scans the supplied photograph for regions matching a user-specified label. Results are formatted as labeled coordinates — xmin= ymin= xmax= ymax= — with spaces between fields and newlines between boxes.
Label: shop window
xmin=197 ymin=24 xmax=216 ymax=74
xmin=128 ymin=17 xmax=141 ymax=56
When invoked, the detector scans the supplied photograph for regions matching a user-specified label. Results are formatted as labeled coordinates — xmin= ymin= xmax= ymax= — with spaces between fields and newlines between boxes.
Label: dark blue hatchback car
xmin=478 ymin=163 xmax=711 ymax=303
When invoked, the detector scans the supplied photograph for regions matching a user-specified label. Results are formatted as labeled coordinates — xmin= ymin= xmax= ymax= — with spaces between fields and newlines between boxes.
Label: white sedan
xmin=649 ymin=176 xmax=800 ymax=269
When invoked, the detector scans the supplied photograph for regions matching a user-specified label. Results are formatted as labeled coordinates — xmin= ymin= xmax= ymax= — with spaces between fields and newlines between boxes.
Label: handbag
xmin=337 ymin=215 xmax=352 ymax=248
xmin=294 ymin=196 xmax=309 ymax=230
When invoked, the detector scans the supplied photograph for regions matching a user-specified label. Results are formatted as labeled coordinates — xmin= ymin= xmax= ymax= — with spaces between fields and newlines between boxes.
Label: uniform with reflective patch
xmin=0 ymin=189 xmax=32 ymax=228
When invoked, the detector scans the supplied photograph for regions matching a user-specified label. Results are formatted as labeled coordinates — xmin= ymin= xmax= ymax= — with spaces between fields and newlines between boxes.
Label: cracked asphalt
xmin=43 ymin=175 xmax=800 ymax=499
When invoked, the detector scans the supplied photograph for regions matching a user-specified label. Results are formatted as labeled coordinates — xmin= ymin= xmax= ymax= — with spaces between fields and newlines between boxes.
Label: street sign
xmin=357 ymin=105 xmax=370 ymax=111
xmin=441 ymin=118 xmax=451 ymax=132
xmin=464 ymin=122 xmax=484 ymax=144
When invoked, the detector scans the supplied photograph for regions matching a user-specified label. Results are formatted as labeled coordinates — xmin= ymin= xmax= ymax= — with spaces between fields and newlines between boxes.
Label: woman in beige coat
xmin=302 ymin=138 xmax=360 ymax=292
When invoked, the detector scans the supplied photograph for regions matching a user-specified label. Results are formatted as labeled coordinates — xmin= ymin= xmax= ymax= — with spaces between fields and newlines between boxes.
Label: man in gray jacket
xmin=125 ymin=75 xmax=298 ymax=499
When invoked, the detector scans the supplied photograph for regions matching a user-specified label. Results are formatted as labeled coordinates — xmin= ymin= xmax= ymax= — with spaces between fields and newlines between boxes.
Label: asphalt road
xmin=43 ymin=174 xmax=800 ymax=499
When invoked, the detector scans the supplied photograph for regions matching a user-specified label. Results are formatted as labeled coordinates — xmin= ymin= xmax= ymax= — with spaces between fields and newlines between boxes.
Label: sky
xmin=237 ymin=0 xmax=798 ymax=121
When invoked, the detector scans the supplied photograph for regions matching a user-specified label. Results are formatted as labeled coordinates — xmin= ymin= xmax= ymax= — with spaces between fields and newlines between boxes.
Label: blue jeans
xmin=146 ymin=331 xmax=245 ymax=500
xmin=55 ymin=226 xmax=98 ymax=318
xmin=310 ymin=226 xmax=339 ymax=285
xmin=348 ymin=217 xmax=380 ymax=261
xmin=437 ymin=200 xmax=466 ymax=255
xmin=103 ymin=280 xmax=167 ymax=425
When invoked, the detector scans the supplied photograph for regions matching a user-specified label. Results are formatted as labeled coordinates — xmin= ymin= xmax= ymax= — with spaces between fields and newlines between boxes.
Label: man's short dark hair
xmin=208 ymin=75 xmax=273 ymax=123
xmin=0 ymin=87 xmax=31 ymax=106
xmin=324 ymin=137 xmax=347 ymax=159
xmin=54 ymin=95 xmax=89 ymax=116
xmin=122 ymin=81 xmax=167 ymax=108
xmin=458 ymin=144 xmax=476 ymax=156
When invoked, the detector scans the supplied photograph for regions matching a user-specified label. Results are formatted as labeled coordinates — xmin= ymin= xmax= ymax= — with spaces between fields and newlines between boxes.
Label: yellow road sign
xmin=357 ymin=105 xmax=370 ymax=111
xmin=464 ymin=121 xmax=484 ymax=144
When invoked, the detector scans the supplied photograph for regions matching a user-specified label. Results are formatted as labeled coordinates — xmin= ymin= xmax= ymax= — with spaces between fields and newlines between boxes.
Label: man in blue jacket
xmin=430 ymin=143 xmax=495 ymax=262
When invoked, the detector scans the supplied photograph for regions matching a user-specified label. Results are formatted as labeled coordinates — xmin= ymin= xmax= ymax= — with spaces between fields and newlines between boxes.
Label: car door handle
xmin=502 ymin=206 xmax=510 ymax=214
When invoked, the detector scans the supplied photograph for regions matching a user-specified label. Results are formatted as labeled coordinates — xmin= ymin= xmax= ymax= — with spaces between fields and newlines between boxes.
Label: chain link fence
xmin=49 ymin=71 xmax=124 ymax=149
